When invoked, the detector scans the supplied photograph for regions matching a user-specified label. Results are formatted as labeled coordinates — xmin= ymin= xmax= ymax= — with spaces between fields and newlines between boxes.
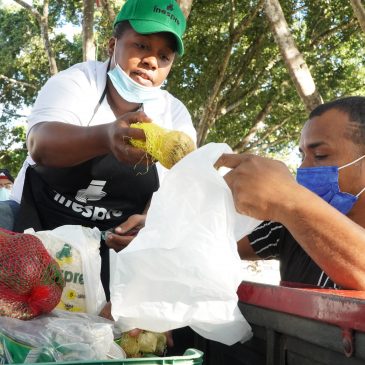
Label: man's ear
xmin=108 ymin=37 xmax=116 ymax=58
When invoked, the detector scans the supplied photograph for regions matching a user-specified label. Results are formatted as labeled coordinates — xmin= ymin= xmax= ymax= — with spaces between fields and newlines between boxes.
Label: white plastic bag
xmin=0 ymin=310 xmax=125 ymax=362
xmin=25 ymin=225 xmax=106 ymax=315
xmin=110 ymin=143 xmax=261 ymax=345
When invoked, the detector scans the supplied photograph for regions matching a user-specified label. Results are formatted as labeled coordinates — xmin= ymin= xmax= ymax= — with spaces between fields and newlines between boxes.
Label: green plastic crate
xmin=6 ymin=346 xmax=203 ymax=365
xmin=0 ymin=328 xmax=203 ymax=364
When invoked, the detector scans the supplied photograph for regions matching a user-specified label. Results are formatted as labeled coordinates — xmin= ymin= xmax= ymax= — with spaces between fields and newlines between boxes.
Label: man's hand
xmin=107 ymin=111 xmax=154 ymax=165
xmin=215 ymin=153 xmax=298 ymax=222
xmin=105 ymin=214 xmax=146 ymax=252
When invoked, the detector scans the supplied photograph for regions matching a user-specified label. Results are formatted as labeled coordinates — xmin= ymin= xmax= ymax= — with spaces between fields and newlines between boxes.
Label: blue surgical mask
xmin=296 ymin=155 xmax=365 ymax=215
xmin=107 ymin=40 xmax=163 ymax=104
xmin=0 ymin=187 xmax=11 ymax=201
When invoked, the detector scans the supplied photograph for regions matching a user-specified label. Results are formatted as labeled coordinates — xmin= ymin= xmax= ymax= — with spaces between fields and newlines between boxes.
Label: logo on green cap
xmin=153 ymin=4 xmax=180 ymax=26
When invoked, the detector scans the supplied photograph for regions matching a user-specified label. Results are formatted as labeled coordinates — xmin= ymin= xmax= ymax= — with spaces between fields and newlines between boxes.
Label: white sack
xmin=110 ymin=143 xmax=261 ymax=345
xmin=26 ymin=225 xmax=106 ymax=315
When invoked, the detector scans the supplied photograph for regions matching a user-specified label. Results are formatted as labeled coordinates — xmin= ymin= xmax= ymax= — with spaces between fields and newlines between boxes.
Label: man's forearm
xmin=277 ymin=186 xmax=365 ymax=290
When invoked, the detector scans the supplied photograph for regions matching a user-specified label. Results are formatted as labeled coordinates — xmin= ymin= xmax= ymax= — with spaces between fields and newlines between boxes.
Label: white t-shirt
xmin=12 ymin=60 xmax=196 ymax=202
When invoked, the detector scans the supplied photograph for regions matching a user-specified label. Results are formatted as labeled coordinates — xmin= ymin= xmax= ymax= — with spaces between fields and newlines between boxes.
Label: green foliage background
xmin=1 ymin=0 xmax=365 ymax=177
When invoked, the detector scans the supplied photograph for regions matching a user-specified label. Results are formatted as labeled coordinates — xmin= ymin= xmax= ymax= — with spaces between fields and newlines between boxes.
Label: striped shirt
xmin=248 ymin=221 xmax=338 ymax=289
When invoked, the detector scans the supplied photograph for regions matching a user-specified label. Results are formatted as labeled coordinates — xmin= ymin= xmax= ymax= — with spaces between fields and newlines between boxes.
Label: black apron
xmin=14 ymin=154 xmax=159 ymax=300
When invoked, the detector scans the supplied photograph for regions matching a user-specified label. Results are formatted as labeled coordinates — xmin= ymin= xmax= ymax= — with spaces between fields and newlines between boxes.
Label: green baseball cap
xmin=114 ymin=0 xmax=186 ymax=56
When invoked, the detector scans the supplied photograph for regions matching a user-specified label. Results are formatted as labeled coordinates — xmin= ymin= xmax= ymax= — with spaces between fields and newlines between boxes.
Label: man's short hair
xmin=309 ymin=96 xmax=365 ymax=145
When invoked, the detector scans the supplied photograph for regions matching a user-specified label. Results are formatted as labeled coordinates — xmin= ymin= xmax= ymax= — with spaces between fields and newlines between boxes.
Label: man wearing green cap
xmin=8 ymin=0 xmax=196 ymax=303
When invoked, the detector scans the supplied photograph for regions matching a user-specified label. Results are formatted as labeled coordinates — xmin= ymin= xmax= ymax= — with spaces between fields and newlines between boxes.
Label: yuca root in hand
xmin=130 ymin=122 xmax=196 ymax=169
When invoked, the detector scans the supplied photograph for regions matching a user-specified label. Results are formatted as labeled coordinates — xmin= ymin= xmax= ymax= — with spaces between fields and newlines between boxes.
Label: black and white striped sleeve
xmin=248 ymin=221 xmax=283 ymax=259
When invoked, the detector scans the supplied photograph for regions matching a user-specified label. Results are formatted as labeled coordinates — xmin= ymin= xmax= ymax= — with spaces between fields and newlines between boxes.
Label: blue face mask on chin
xmin=296 ymin=155 xmax=365 ymax=215
xmin=107 ymin=40 xmax=163 ymax=104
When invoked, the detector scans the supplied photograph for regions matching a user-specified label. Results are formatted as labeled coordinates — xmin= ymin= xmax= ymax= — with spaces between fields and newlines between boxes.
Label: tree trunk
xmin=264 ymin=0 xmax=322 ymax=113
xmin=233 ymin=100 xmax=273 ymax=152
xmin=176 ymin=0 xmax=193 ymax=19
xmin=40 ymin=1 xmax=58 ymax=75
xmin=100 ymin=0 xmax=116 ymax=24
xmin=0 ymin=75 xmax=37 ymax=89
xmin=13 ymin=0 xmax=58 ymax=75
xmin=83 ymin=0 xmax=96 ymax=61
xmin=350 ymin=0 xmax=365 ymax=34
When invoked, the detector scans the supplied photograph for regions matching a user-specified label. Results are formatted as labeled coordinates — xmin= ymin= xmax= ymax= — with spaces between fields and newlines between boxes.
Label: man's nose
xmin=299 ymin=156 xmax=312 ymax=168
